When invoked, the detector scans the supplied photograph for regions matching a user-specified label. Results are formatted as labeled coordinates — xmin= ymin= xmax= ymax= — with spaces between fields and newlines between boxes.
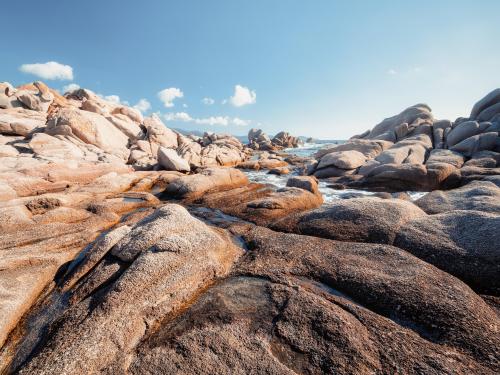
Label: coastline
xmin=0 ymin=82 xmax=499 ymax=374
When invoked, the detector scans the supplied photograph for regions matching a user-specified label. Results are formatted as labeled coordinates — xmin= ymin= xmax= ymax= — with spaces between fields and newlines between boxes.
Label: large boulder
xmin=46 ymin=108 xmax=130 ymax=160
xmin=470 ymin=88 xmax=500 ymax=120
xmin=164 ymin=167 xmax=249 ymax=200
xmin=0 ymin=108 xmax=47 ymax=136
xmin=394 ymin=210 xmax=500 ymax=294
xmin=363 ymin=104 xmax=433 ymax=141
xmin=415 ymin=181 xmax=500 ymax=214
xmin=317 ymin=150 xmax=366 ymax=170
xmin=157 ymin=147 xmax=190 ymax=172
xmin=446 ymin=121 xmax=489 ymax=147
xmin=432 ymin=119 xmax=452 ymax=149
xmin=375 ymin=134 xmax=432 ymax=165
xmin=272 ymin=197 xmax=426 ymax=244
xmin=449 ymin=132 xmax=497 ymax=157
xmin=271 ymin=131 xmax=302 ymax=148
xmin=425 ymin=149 xmax=465 ymax=168
xmin=28 ymin=133 xmax=85 ymax=160
xmin=286 ymin=175 xmax=320 ymax=194
xmin=314 ymin=139 xmax=393 ymax=160
xmin=144 ymin=114 xmax=178 ymax=154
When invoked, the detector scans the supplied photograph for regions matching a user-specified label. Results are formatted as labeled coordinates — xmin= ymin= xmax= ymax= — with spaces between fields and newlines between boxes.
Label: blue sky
xmin=3 ymin=0 xmax=500 ymax=138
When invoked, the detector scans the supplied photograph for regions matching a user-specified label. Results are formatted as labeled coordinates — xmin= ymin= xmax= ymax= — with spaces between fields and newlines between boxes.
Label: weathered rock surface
xmin=394 ymin=210 xmax=500 ymax=294
xmin=164 ymin=167 xmax=249 ymax=200
xmin=272 ymin=197 xmax=426 ymax=244
xmin=415 ymin=181 xmax=500 ymax=214
xmin=1 ymin=81 xmax=500 ymax=374
xmin=19 ymin=205 xmax=242 ymax=374
xmin=157 ymin=146 xmax=190 ymax=172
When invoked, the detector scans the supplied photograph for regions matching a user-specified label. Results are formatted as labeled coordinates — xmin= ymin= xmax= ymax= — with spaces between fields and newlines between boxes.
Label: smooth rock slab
xmin=317 ymin=150 xmax=366 ymax=170
xmin=157 ymin=147 xmax=190 ymax=172
xmin=394 ymin=210 xmax=500 ymax=294
xmin=415 ymin=181 xmax=500 ymax=214
xmin=271 ymin=197 xmax=426 ymax=244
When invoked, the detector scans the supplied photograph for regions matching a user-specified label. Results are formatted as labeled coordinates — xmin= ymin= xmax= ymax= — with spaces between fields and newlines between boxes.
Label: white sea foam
xmin=243 ymin=142 xmax=428 ymax=203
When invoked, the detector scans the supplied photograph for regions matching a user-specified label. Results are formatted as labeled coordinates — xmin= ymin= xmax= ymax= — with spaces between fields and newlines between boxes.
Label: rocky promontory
xmin=307 ymin=90 xmax=500 ymax=191
xmin=0 ymin=82 xmax=499 ymax=374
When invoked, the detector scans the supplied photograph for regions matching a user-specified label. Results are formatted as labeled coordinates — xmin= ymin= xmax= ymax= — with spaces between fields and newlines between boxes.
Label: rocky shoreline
xmin=0 ymin=82 xmax=499 ymax=374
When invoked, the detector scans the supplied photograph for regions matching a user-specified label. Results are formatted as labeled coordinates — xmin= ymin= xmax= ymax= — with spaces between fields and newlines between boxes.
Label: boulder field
xmin=0 ymin=82 xmax=499 ymax=374
xmin=308 ymin=89 xmax=500 ymax=192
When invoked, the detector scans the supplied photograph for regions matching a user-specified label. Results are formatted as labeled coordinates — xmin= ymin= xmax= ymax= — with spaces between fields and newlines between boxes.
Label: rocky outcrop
xmin=394 ymin=209 xmax=500 ymax=294
xmin=248 ymin=128 xmax=302 ymax=150
xmin=19 ymin=205 xmax=242 ymax=374
xmin=310 ymin=89 xmax=500 ymax=191
xmin=1 ymin=81 xmax=248 ymax=174
xmin=2 ymin=80 xmax=500 ymax=375
xmin=415 ymin=180 xmax=500 ymax=214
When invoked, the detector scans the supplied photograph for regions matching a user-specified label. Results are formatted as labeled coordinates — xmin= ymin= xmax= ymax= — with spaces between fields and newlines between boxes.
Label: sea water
xmin=243 ymin=142 xmax=427 ymax=204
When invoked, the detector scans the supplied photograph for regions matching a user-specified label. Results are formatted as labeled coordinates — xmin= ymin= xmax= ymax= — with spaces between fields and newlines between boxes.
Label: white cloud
xmin=387 ymin=69 xmax=397 ymax=75
xmin=19 ymin=61 xmax=74 ymax=81
xmin=62 ymin=83 xmax=80 ymax=93
xmin=104 ymin=94 xmax=129 ymax=105
xmin=133 ymin=98 xmax=151 ymax=113
xmin=163 ymin=112 xmax=250 ymax=127
xmin=164 ymin=112 xmax=193 ymax=122
xmin=233 ymin=117 xmax=250 ymax=126
xmin=96 ymin=93 xmax=129 ymax=106
xmin=195 ymin=116 xmax=230 ymax=126
xmin=229 ymin=85 xmax=256 ymax=107
xmin=413 ymin=67 xmax=423 ymax=73
xmin=158 ymin=87 xmax=183 ymax=108
xmin=202 ymin=97 xmax=215 ymax=105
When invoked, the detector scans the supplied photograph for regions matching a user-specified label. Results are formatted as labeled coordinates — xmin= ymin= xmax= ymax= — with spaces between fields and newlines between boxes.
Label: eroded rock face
xmin=248 ymin=128 xmax=301 ymax=150
xmin=139 ymin=226 xmax=498 ymax=375
xmin=46 ymin=108 xmax=131 ymax=160
xmin=309 ymin=89 xmax=500 ymax=191
xmin=157 ymin=146 xmax=190 ymax=172
xmin=19 ymin=205 xmax=242 ymax=374
xmin=2 ymin=81 xmax=500 ymax=374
